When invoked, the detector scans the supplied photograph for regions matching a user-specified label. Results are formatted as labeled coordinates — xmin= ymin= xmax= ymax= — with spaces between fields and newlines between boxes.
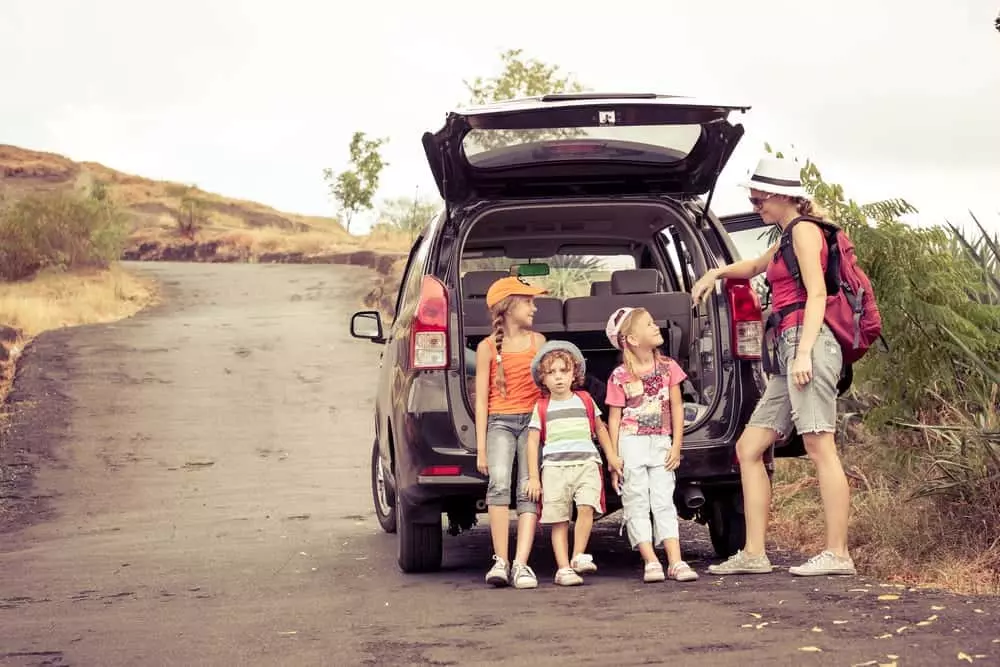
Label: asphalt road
xmin=0 ymin=262 xmax=996 ymax=667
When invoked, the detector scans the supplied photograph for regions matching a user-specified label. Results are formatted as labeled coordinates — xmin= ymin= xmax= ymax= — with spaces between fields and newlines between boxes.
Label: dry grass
xmin=769 ymin=426 xmax=1000 ymax=596
xmin=212 ymin=228 xmax=349 ymax=257
xmin=0 ymin=266 xmax=156 ymax=338
xmin=360 ymin=226 xmax=418 ymax=252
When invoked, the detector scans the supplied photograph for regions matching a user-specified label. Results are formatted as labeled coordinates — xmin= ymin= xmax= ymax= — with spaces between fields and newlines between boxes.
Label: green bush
xmin=0 ymin=184 xmax=127 ymax=281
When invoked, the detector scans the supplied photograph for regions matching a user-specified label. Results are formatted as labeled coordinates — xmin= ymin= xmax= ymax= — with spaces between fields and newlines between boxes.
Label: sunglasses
xmin=749 ymin=193 xmax=774 ymax=210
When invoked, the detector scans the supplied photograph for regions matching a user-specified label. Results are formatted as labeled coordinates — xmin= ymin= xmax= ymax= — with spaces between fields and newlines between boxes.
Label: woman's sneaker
xmin=570 ymin=553 xmax=597 ymax=575
xmin=643 ymin=561 xmax=666 ymax=583
xmin=510 ymin=562 xmax=539 ymax=589
xmin=668 ymin=561 xmax=699 ymax=582
xmin=485 ymin=556 xmax=510 ymax=587
xmin=554 ymin=567 xmax=584 ymax=586
xmin=789 ymin=550 xmax=856 ymax=576
xmin=707 ymin=550 xmax=773 ymax=575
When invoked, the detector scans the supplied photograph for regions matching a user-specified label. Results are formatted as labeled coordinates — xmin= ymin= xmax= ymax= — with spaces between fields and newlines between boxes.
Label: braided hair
xmin=488 ymin=295 xmax=530 ymax=398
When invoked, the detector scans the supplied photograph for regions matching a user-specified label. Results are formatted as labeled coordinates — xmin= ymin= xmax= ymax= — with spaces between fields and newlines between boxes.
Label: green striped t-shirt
xmin=528 ymin=394 xmax=601 ymax=468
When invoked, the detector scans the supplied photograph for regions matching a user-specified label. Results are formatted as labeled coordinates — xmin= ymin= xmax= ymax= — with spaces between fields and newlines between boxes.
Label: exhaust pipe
xmin=475 ymin=499 xmax=487 ymax=511
xmin=682 ymin=485 xmax=706 ymax=509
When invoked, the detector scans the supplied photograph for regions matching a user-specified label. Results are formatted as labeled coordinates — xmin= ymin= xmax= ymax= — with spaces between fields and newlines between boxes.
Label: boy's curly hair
xmin=536 ymin=349 xmax=585 ymax=396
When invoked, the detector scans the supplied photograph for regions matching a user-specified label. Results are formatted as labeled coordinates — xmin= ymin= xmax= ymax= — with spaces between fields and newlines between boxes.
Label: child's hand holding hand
xmin=526 ymin=477 xmax=542 ymax=502
xmin=665 ymin=446 xmax=681 ymax=471
xmin=611 ymin=470 xmax=623 ymax=495
xmin=607 ymin=454 xmax=624 ymax=475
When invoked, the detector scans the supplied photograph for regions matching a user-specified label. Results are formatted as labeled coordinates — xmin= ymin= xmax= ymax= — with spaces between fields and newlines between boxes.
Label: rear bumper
xmin=395 ymin=436 xmax=758 ymax=516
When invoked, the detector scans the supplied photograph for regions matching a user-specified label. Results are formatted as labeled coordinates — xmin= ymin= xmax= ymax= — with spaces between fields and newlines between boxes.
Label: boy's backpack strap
xmin=538 ymin=395 xmax=551 ymax=444
xmin=573 ymin=390 xmax=598 ymax=440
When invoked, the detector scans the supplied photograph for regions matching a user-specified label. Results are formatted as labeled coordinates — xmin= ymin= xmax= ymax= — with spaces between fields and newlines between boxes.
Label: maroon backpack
xmin=774 ymin=215 xmax=884 ymax=367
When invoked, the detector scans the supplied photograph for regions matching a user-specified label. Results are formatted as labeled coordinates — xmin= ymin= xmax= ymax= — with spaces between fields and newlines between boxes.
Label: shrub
xmin=0 ymin=184 xmax=127 ymax=281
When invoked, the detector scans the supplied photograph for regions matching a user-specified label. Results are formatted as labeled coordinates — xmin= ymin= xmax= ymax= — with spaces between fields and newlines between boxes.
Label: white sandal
xmin=643 ymin=561 xmax=666 ymax=583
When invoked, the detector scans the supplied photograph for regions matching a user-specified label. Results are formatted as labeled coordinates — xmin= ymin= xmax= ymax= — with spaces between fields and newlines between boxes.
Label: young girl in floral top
xmin=605 ymin=306 xmax=699 ymax=583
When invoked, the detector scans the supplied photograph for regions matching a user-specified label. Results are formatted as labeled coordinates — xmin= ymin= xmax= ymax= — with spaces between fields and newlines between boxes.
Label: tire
xmin=396 ymin=499 xmax=443 ymax=573
xmin=371 ymin=441 xmax=396 ymax=534
xmin=708 ymin=493 xmax=746 ymax=558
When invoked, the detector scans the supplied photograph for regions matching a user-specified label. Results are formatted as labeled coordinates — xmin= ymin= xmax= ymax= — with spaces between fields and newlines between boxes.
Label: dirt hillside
xmin=0 ymin=144 xmax=407 ymax=312
xmin=0 ymin=144 xmax=346 ymax=238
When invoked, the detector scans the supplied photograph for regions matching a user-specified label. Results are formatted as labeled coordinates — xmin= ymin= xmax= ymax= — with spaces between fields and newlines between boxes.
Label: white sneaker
xmin=510 ymin=562 xmax=539 ymax=589
xmin=485 ymin=555 xmax=509 ymax=587
xmin=789 ymin=550 xmax=856 ymax=577
xmin=570 ymin=553 xmax=597 ymax=575
xmin=554 ymin=567 xmax=584 ymax=586
xmin=707 ymin=550 xmax=773 ymax=575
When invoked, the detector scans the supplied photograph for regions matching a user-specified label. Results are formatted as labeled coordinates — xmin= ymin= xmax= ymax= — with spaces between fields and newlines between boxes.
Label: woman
xmin=691 ymin=156 xmax=855 ymax=577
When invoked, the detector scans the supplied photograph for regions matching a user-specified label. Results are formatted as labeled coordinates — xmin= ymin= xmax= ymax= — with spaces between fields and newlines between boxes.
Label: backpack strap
xmin=573 ymin=389 xmax=606 ymax=514
xmin=777 ymin=215 xmax=841 ymax=296
xmin=538 ymin=395 xmax=551 ymax=444
xmin=573 ymin=390 xmax=598 ymax=440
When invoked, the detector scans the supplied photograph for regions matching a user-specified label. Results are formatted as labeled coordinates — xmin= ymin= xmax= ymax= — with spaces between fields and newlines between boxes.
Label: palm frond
xmin=860 ymin=198 xmax=918 ymax=222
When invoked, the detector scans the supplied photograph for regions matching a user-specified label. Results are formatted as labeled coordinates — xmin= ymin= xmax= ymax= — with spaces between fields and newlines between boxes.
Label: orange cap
xmin=485 ymin=276 xmax=547 ymax=308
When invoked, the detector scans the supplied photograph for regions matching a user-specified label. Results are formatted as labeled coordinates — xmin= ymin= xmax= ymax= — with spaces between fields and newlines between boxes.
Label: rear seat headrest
xmin=611 ymin=269 xmax=663 ymax=295
xmin=462 ymin=270 xmax=508 ymax=298
xmin=590 ymin=281 xmax=611 ymax=296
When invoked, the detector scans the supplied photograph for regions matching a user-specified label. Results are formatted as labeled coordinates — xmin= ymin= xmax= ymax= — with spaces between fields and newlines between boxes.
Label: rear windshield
xmin=461 ymin=253 xmax=636 ymax=299
xmin=463 ymin=124 xmax=703 ymax=168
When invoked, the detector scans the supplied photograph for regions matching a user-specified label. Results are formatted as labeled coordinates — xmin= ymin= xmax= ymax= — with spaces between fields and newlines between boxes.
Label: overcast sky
xmin=2 ymin=0 xmax=998 ymax=234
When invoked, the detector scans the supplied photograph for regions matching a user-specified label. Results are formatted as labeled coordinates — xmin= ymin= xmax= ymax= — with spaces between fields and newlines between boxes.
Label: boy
xmin=525 ymin=341 xmax=623 ymax=586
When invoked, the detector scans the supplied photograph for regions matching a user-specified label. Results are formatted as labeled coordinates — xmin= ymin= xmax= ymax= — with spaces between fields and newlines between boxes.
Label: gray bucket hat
xmin=530 ymin=340 xmax=587 ymax=387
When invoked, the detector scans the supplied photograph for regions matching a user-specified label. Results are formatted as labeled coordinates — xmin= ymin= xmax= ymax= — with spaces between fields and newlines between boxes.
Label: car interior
xmin=456 ymin=202 xmax=713 ymax=413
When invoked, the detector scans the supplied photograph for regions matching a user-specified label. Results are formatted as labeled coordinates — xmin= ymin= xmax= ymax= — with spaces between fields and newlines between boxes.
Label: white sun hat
xmin=740 ymin=156 xmax=807 ymax=198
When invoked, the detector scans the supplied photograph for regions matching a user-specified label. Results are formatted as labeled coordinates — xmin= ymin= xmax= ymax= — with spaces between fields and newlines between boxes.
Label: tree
xmin=464 ymin=48 xmax=586 ymax=105
xmin=323 ymin=132 xmax=388 ymax=233
xmin=172 ymin=185 xmax=210 ymax=240
xmin=375 ymin=191 xmax=440 ymax=240
xmin=462 ymin=49 xmax=588 ymax=152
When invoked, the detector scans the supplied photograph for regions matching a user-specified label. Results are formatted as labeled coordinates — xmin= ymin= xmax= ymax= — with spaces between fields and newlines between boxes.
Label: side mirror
xmin=350 ymin=311 xmax=386 ymax=343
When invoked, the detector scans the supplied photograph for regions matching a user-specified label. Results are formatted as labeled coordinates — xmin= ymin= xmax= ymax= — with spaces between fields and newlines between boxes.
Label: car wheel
xmin=396 ymin=499 xmax=443 ymax=573
xmin=708 ymin=492 xmax=746 ymax=558
xmin=371 ymin=441 xmax=396 ymax=534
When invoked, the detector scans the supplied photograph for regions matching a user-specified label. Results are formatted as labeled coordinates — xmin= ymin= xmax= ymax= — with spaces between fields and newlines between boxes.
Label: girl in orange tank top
xmin=473 ymin=276 xmax=547 ymax=589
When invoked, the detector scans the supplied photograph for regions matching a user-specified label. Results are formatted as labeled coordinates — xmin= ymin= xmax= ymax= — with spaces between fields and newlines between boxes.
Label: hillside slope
xmin=1 ymin=144 xmax=406 ymax=319
xmin=0 ymin=144 xmax=347 ymax=239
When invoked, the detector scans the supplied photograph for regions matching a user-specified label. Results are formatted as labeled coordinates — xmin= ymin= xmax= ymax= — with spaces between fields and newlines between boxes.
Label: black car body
xmin=351 ymin=93 xmax=800 ymax=573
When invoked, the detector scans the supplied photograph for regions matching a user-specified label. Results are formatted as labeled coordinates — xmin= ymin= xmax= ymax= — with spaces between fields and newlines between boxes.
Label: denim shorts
xmin=485 ymin=413 xmax=537 ymax=515
xmin=747 ymin=324 xmax=842 ymax=437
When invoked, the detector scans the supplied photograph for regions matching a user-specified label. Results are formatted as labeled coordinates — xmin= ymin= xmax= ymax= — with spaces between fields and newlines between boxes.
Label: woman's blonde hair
xmin=616 ymin=307 xmax=668 ymax=381
xmin=793 ymin=196 xmax=829 ymax=220
xmin=489 ymin=294 xmax=531 ymax=397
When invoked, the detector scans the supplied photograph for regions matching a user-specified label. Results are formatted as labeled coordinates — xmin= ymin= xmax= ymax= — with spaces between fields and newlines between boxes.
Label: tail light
xmin=420 ymin=465 xmax=461 ymax=476
xmin=411 ymin=275 xmax=449 ymax=370
xmin=725 ymin=278 xmax=762 ymax=360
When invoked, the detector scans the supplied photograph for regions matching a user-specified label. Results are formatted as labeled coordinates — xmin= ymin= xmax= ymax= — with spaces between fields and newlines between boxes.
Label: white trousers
xmin=619 ymin=434 xmax=679 ymax=548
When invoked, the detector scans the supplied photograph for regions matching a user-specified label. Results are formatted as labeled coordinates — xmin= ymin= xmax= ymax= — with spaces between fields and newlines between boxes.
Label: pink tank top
xmin=766 ymin=226 xmax=828 ymax=333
